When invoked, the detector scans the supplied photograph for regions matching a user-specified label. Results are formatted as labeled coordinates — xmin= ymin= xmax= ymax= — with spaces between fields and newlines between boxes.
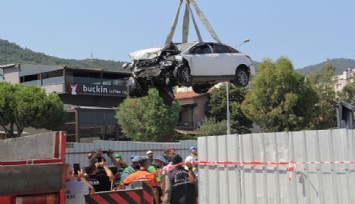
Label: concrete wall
xmin=2 ymin=65 xmax=20 ymax=84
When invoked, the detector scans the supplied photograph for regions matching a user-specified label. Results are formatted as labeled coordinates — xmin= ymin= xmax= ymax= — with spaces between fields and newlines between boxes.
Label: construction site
xmin=0 ymin=0 xmax=355 ymax=204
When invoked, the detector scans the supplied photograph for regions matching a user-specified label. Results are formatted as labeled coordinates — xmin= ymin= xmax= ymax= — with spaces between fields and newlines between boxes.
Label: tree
xmin=197 ymin=117 xmax=230 ymax=136
xmin=0 ymin=82 xmax=66 ymax=138
xmin=307 ymin=64 xmax=339 ymax=129
xmin=241 ymin=57 xmax=319 ymax=132
xmin=115 ymin=88 xmax=180 ymax=141
xmin=339 ymin=81 xmax=355 ymax=104
xmin=207 ymin=85 xmax=253 ymax=134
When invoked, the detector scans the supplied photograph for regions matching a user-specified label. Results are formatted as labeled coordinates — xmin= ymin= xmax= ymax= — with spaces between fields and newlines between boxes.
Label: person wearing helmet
xmin=185 ymin=146 xmax=198 ymax=176
xmin=184 ymin=146 xmax=199 ymax=202
xmin=146 ymin=150 xmax=154 ymax=165
xmin=109 ymin=152 xmax=127 ymax=188
xmin=118 ymin=156 xmax=140 ymax=190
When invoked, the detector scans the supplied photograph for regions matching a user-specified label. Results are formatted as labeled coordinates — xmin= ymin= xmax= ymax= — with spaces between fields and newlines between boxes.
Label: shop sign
xmin=67 ymin=82 xmax=127 ymax=96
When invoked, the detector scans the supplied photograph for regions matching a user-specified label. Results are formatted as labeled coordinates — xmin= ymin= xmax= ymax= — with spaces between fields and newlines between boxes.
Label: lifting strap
xmin=165 ymin=1 xmax=183 ymax=44
xmin=188 ymin=3 xmax=203 ymax=42
xmin=165 ymin=0 xmax=221 ymax=44
xmin=182 ymin=2 xmax=190 ymax=43
xmin=190 ymin=0 xmax=221 ymax=43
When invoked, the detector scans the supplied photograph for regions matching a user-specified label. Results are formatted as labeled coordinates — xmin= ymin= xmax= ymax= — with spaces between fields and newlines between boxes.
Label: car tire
xmin=192 ymin=85 xmax=210 ymax=94
xmin=233 ymin=68 xmax=249 ymax=87
xmin=177 ymin=66 xmax=192 ymax=85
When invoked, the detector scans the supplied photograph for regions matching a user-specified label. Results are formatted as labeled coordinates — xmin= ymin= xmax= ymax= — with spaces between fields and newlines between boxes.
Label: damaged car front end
xmin=124 ymin=42 xmax=187 ymax=103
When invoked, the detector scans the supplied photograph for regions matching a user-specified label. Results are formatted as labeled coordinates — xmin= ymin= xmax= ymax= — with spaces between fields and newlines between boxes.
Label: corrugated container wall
xmin=198 ymin=129 xmax=355 ymax=204
xmin=66 ymin=140 xmax=197 ymax=168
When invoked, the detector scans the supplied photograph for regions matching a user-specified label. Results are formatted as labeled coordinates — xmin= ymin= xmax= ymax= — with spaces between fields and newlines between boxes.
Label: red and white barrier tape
xmin=197 ymin=160 xmax=355 ymax=180
xmin=131 ymin=160 xmax=355 ymax=182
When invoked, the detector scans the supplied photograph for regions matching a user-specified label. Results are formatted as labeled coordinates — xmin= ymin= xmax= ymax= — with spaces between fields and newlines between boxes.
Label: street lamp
xmin=235 ymin=38 xmax=250 ymax=48
xmin=226 ymin=82 xmax=231 ymax=135
xmin=227 ymin=38 xmax=251 ymax=135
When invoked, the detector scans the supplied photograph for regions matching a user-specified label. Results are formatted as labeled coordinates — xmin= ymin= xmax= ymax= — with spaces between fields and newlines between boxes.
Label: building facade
xmin=0 ymin=64 xmax=131 ymax=142
xmin=173 ymin=86 xmax=209 ymax=137
xmin=0 ymin=64 xmax=211 ymax=141
xmin=334 ymin=68 xmax=355 ymax=92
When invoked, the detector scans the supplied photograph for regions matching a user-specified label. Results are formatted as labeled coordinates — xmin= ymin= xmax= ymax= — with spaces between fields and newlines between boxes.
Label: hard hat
xmin=189 ymin=146 xmax=197 ymax=152
xmin=131 ymin=156 xmax=140 ymax=162
xmin=154 ymin=155 xmax=166 ymax=163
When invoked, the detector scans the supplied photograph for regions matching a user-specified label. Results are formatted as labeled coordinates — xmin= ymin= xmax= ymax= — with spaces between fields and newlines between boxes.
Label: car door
xmin=187 ymin=43 xmax=219 ymax=76
xmin=212 ymin=44 xmax=241 ymax=76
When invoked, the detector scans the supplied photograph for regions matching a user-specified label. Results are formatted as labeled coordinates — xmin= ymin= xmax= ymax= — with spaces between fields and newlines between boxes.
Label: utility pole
xmin=226 ymin=82 xmax=231 ymax=135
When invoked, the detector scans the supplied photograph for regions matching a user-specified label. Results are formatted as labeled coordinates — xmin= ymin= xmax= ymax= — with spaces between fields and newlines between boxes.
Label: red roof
xmin=174 ymin=91 xmax=202 ymax=99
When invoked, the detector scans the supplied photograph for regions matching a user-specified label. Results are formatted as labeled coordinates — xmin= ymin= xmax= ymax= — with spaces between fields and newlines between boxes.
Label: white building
xmin=334 ymin=68 xmax=355 ymax=92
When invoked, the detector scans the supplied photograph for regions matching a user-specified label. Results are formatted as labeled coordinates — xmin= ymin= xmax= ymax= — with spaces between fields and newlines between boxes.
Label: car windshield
xmin=175 ymin=43 xmax=195 ymax=52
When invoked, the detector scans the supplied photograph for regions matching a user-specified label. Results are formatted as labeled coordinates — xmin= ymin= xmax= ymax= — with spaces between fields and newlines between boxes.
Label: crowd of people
xmin=64 ymin=146 xmax=199 ymax=204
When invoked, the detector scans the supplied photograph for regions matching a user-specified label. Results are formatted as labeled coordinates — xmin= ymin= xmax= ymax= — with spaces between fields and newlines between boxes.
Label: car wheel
xmin=177 ymin=66 xmax=192 ymax=85
xmin=192 ymin=85 xmax=210 ymax=94
xmin=233 ymin=68 xmax=249 ymax=87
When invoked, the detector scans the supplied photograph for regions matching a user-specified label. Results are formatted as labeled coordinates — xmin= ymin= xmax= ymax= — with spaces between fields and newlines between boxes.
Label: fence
xmin=65 ymin=139 xmax=197 ymax=168
xmin=85 ymin=181 xmax=153 ymax=204
xmin=198 ymin=129 xmax=355 ymax=204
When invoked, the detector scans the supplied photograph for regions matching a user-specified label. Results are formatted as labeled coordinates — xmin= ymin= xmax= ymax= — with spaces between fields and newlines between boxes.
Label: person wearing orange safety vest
xmin=123 ymin=157 xmax=160 ymax=204
xmin=119 ymin=156 xmax=140 ymax=189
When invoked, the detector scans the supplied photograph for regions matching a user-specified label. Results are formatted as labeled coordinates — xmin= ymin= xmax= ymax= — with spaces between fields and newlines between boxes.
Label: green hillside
xmin=0 ymin=39 xmax=129 ymax=72
xmin=296 ymin=58 xmax=355 ymax=75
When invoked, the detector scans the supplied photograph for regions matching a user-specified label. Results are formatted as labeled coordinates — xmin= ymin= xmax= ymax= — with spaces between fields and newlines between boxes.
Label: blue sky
xmin=1 ymin=0 xmax=354 ymax=69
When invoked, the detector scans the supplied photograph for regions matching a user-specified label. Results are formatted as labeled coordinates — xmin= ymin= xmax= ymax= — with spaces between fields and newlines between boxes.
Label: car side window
xmin=227 ymin=46 xmax=239 ymax=53
xmin=213 ymin=44 xmax=238 ymax=53
xmin=194 ymin=44 xmax=213 ymax=54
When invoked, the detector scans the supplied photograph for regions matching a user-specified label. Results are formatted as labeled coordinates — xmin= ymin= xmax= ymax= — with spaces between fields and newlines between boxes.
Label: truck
xmin=0 ymin=132 xmax=66 ymax=204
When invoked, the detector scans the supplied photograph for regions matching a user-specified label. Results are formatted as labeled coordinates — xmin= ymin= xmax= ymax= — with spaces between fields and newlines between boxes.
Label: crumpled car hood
xmin=128 ymin=47 xmax=162 ymax=60
xmin=128 ymin=41 xmax=180 ymax=60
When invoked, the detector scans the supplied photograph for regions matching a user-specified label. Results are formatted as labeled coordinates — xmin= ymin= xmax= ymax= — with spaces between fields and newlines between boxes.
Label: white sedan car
xmin=124 ymin=41 xmax=255 ymax=103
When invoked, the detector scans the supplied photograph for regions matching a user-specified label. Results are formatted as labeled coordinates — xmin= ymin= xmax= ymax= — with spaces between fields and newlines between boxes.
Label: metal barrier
xmin=198 ymin=129 xmax=355 ymax=204
xmin=66 ymin=139 xmax=196 ymax=169
xmin=85 ymin=181 xmax=153 ymax=204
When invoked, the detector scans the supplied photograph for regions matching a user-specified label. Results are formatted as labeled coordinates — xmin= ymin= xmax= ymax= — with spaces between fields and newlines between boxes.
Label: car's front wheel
xmin=233 ymin=68 xmax=249 ymax=87
xmin=177 ymin=66 xmax=192 ymax=86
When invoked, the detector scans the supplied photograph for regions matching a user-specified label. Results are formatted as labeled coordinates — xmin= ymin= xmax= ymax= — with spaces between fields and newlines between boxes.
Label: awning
xmin=174 ymin=128 xmax=200 ymax=135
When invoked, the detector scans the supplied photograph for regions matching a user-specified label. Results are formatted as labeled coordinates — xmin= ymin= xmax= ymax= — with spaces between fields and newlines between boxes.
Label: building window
xmin=66 ymin=71 xmax=101 ymax=84
xmin=42 ymin=70 xmax=64 ymax=85
xmin=78 ymin=110 xmax=118 ymax=140
xmin=65 ymin=111 xmax=76 ymax=142
xmin=20 ymin=74 xmax=41 ymax=85
xmin=102 ymin=73 xmax=127 ymax=86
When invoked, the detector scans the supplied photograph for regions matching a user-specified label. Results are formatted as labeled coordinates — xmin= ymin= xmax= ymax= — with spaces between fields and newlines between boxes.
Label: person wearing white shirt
xmin=64 ymin=163 xmax=94 ymax=204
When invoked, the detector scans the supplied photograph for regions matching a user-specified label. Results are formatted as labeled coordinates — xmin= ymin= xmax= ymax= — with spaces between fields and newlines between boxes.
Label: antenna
xmin=90 ymin=52 xmax=94 ymax=61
